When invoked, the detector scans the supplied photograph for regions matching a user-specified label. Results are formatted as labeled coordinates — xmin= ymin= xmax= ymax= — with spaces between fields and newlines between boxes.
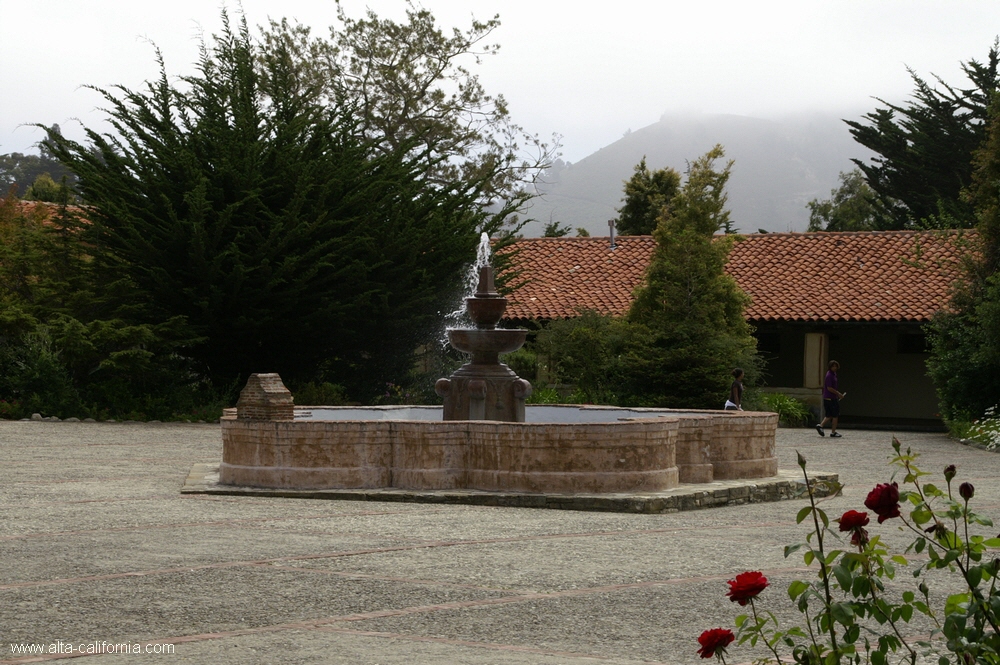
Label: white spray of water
xmin=441 ymin=232 xmax=492 ymax=342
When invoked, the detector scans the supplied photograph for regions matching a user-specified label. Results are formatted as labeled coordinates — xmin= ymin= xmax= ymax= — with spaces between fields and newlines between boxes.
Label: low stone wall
xmin=219 ymin=375 xmax=779 ymax=495
xmin=710 ymin=411 xmax=780 ymax=480
xmin=221 ymin=417 xmax=680 ymax=494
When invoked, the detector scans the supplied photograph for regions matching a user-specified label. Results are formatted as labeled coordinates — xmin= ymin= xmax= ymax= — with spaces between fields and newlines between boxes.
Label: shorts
xmin=823 ymin=398 xmax=840 ymax=418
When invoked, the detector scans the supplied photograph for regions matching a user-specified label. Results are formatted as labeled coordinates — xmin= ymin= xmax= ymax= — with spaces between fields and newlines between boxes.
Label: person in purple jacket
xmin=816 ymin=360 xmax=844 ymax=437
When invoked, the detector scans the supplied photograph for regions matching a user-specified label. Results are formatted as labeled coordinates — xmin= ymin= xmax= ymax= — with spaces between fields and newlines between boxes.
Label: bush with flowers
xmin=963 ymin=406 xmax=1000 ymax=451
xmin=697 ymin=438 xmax=1000 ymax=665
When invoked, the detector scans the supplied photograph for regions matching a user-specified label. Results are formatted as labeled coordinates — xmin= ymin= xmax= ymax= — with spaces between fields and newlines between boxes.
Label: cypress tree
xmin=626 ymin=145 xmax=758 ymax=407
xmin=44 ymin=12 xmax=489 ymax=398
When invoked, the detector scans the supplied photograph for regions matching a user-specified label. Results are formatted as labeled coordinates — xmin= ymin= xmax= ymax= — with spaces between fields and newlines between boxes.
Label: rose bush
xmin=698 ymin=439 xmax=1000 ymax=665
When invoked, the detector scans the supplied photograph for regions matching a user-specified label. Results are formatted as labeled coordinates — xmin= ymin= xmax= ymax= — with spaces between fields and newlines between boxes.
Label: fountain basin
xmin=447 ymin=328 xmax=528 ymax=358
xmin=220 ymin=398 xmax=778 ymax=494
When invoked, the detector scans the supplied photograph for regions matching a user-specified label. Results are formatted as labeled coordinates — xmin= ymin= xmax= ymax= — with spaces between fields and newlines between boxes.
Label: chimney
xmin=608 ymin=219 xmax=617 ymax=250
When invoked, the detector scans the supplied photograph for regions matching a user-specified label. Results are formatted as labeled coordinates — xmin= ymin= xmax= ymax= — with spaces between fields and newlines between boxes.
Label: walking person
xmin=724 ymin=368 xmax=744 ymax=411
xmin=816 ymin=360 xmax=844 ymax=437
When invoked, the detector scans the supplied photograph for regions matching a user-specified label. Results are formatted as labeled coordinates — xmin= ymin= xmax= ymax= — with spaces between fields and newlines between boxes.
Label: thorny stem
xmin=800 ymin=456 xmax=840 ymax=662
xmin=749 ymin=597 xmax=784 ymax=664
xmin=855 ymin=538 xmax=917 ymax=664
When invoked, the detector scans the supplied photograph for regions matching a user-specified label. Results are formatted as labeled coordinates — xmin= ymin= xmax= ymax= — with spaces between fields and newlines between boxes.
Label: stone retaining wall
xmin=221 ymin=417 xmax=680 ymax=493
xmin=219 ymin=375 xmax=779 ymax=494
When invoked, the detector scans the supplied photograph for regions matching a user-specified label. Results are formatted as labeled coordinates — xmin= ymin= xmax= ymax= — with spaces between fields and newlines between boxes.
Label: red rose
xmin=838 ymin=510 xmax=871 ymax=546
xmin=838 ymin=510 xmax=870 ymax=531
xmin=864 ymin=482 xmax=901 ymax=523
xmin=697 ymin=628 xmax=735 ymax=659
xmin=726 ymin=570 xmax=768 ymax=605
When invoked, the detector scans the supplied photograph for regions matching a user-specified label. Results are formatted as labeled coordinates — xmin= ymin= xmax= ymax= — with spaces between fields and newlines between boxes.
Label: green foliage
xmin=575 ymin=227 xmax=590 ymax=237
xmin=627 ymin=145 xmax=760 ymax=407
xmin=542 ymin=220 xmax=571 ymax=237
xmin=960 ymin=405 xmax=1000 ymax=449
xmin=759 ymin=392 xmax=811 ymax=426
xmin=0 ymin=129 xmax=79 ymax=196
xmin=927 ymin=273 xmax=1000 ymax=421
xmin=282 ymin=381 xmax=348 ymax=407
xmin=532 ymin=147 xmax=760 ymax=409
xmin=43 ymin=11 xmax=501 ymax=401
xmin=927 ymin=98 xmax=1000 ymax=422
xmin=616 ymin=157 xmax=681 ymax=235
xmin=846 ymin=42 xmax=999 ymax=229
xmin=525 ymin=386 xmax=560 ymax=404
xmin=259 ymin=3 xmax=554 ymax=208
xmin=23 ymin=173 xmax=75 ymax=204
xmin=807 ymin=169 xmax=886 ymax=231
xmin=535 ymin=311 xmax=636 ymax=405
xmin=0 ymin=192 xmax=217 ymax=420
xmin=723 ymin=440 xmax=1000 ymax=664
xmin=501 ymin=347 xmax=537 ymax=381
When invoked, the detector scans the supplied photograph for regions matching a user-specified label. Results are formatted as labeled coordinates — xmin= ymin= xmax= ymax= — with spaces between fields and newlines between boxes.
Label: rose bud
xmin=960 ymin=482 xmax=975 ymax=501
xmin=944 ymin=465 xmax=957 ymax=483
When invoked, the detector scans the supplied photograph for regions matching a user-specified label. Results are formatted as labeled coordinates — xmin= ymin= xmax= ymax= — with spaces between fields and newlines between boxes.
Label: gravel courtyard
xmin=2 ymin=422 xmax=995 ymax=664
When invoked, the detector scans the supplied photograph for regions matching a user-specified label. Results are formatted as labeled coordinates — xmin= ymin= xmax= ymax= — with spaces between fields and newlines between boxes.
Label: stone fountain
xmin=212 ymin=247 xmax=791 ymax=504
xmin=434 ymin=265 xmax=532 ymax=422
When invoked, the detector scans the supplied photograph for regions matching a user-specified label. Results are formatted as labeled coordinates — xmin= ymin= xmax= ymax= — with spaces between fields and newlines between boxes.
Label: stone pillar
xmin=236 ymin=373 xmax=294 ymax=421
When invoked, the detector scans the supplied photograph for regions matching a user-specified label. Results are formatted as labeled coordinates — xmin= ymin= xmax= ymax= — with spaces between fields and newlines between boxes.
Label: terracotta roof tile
xmin=499 ymin=231 xmax=974 ymax=323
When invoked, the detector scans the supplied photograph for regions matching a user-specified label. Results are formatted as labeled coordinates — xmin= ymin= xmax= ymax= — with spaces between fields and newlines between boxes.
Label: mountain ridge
xmin=520 ymin=112 xmax=874 ymax=236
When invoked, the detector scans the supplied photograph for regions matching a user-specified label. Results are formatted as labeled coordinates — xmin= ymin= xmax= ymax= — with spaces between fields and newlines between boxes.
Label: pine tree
xmin=626 ymin=145 xmax=758 ymax=407
xmin=615 ymin=157 xmax=681 ymax=235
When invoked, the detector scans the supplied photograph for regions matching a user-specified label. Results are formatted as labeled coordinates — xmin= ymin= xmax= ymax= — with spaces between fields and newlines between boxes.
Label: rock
xmin=30 ymin=413 xmax=43 ymax=421
xmin=45 ymin=416 xmax=61 ymax=422
xmin=83 ymin=418 xmax=96 ymax=423
xmin=64 ymin=417 xmax=81 ymax=422
xmin=105 ymin=419 xmax=116 ymax=423
xmin=149 ymin=420 xmax=161 ymax=423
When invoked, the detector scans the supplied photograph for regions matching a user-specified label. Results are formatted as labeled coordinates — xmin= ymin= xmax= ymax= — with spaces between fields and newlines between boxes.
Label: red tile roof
xmin=500 ymin=236 xmax=656 ymax=321
xmin=500 ymin=230 xmax=974 ymax=323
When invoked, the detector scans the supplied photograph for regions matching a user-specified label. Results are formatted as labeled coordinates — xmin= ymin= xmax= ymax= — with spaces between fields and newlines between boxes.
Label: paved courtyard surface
xmin=2 ymin=422 xmax=997 ymax=664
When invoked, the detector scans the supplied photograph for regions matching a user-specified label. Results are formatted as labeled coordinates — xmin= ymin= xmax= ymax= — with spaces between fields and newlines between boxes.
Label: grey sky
xmin=2 ymin=1 xmax=999 ymax=163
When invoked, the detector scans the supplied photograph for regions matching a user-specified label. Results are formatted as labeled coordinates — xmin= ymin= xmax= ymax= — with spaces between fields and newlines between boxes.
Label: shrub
xmin=759 ymin=392 xmax=811 ymax=426
xmin=526 ymin=386 xmax=560 ymax=404
xmin=963 ymin=405 xmax=1000 ymax=449
xmin=288 ymin=382 xmax=348 ymax=407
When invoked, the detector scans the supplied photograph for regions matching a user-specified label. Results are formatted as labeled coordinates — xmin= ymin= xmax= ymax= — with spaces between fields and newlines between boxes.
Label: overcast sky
xmin=3 ymin=1 xmax=999 ymax=163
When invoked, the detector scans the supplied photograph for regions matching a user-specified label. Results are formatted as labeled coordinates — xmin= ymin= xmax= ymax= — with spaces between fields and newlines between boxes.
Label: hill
xmin=520 ymin=112 xmax=874 ymax=236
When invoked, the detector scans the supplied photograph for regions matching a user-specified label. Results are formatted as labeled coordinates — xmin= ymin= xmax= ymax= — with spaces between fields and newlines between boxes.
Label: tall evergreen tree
xmin=626 ymin=145 xmax=758 ymax=407
xmin=615 ymin=157 xmax=681 ymax=236
xmin=926 ymin=97 xmax=1000 ymax=421
xmin=846 ymin=42 xmax=999 ymax=229
xmin=43 ymin=12 xmax=493 ymax=398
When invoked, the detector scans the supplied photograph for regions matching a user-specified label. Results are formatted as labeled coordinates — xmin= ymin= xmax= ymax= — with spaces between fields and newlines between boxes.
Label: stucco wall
xmin=754 ymin=323 xmax=939 ymax=422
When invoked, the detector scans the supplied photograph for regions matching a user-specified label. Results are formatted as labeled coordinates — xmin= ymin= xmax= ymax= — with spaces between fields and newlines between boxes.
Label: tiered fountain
xmin=434 ymin=264 xmax=532 ymax=422
xmin=214 ymin=244 xmax=785 ymax=504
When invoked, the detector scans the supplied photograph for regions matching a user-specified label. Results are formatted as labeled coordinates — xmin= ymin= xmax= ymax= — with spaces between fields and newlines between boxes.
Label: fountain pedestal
xmin=435 ymin=265 xmax=532 ymax=422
